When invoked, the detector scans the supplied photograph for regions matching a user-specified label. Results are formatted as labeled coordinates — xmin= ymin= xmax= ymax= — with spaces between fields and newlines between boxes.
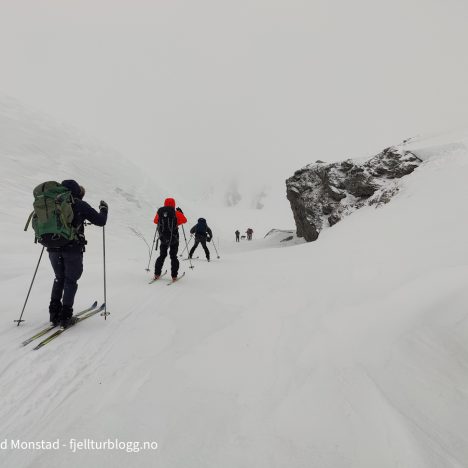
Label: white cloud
xmin=1 ymin=0 xmax=468 ymax=191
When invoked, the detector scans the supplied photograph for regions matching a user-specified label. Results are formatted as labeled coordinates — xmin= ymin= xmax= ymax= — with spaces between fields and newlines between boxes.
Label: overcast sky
xmin=1 ymin=0 xmax=468 ymax=196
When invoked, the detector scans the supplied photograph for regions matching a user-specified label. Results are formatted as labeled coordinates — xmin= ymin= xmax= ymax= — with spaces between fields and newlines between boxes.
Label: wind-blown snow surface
xmin=1 ymin=103 xmax=468 ymax=467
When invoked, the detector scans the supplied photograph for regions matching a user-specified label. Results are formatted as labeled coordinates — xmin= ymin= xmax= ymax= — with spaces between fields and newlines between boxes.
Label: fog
xmin=1 ymin=0 xmax=468 ymax=199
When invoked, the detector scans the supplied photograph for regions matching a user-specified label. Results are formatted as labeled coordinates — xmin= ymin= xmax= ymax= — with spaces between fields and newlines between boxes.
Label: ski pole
xmin=146 ymin=227 xmax=158 ymax=271
xmin=179 ymin=235 xmax=193 ymax=257
xmin=101 ymin=226 xmax=110 ymax=319
xmin=179 ymin=236 xmax=189 ymax=257
xmin=129 ymin=227 xmax=152 ymax=260
xmin=181 ymin=225 xmax=194 ymax=270
xmin=15 ymin=246 xmax=45 ymax=326
xmin=211 ymin=236 xmax=221 ymax=259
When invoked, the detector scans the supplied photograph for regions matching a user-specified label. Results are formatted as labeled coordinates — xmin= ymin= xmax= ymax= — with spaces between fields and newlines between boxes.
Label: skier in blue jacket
xmin=189 ymin=218 xmax=213 ymax=261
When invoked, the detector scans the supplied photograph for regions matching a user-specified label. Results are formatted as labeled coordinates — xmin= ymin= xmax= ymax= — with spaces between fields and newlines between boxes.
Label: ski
xmin=185 ymin=257 xmax=211 ymax=262
xmin=21 ymin=301 xmax=98 ymax=347
xmin=182 ymin=257 xmax=198 ymax=261
xmin=167 ymin=271 xmax=186 ymax=285
xmin=33 ymin=303 xmax=105 ymax=350
xmin=148 ymin=270 xmax=167 ymax=284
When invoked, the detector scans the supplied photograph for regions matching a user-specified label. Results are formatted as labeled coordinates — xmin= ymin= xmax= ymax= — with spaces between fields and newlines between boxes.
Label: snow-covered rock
xmin=258 ymin=228 xmax=305 ymax=249
xmin=286 ymin=145 xmax=422 ymax=241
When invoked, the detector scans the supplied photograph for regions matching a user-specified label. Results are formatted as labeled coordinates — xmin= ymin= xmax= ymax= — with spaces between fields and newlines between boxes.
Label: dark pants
xmin=49 ymin=250 xmax=83 ymax=308
xmin=235 ymin=235 xmax=240 ymax=242
xmin=190 ymin=239 xmax=210 ymax=259
xmin=155 ymin=242 xmax=179 ymax=277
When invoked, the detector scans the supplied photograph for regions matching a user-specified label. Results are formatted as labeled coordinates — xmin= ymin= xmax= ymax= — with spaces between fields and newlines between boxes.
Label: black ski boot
xmin=49 ymin=300 xmax=62 ymax=326
xmin=60 ymin=306 xmax=78 ymax=329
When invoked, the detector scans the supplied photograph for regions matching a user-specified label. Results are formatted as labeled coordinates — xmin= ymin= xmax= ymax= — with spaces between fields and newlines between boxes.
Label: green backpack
xmin=25 ymin=181 xmax=78 ymax=247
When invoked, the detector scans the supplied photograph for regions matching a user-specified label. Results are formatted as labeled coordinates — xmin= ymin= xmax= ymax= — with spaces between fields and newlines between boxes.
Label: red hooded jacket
xmin=153 ymin=198 xmax=187 ymax=225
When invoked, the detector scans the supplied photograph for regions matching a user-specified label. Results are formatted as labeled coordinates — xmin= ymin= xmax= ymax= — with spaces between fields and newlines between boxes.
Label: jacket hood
xmin=62 ymin=180 xmax=82 ymax=199
xmin=198 ymin=218 xmax=207 ymax=224
xmin=164 ymin=198 xmax=176 ymax=208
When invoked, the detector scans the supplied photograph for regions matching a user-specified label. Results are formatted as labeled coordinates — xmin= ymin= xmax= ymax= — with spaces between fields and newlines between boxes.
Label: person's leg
xmin=201 ymin=240 xmax=210 ymax=260
xmin=59 ymin=250 xmax=83 ymax=326
xmin=169 ymin=242 xmax=180 ymax=278
xmin=61 ymin=250 xmax=83 ymax=308
xmin=48 ymin=251 xmax=65 ymax=323
xmin=189 ymin=240 xmax=200 ymax=258
xmin=155 ymin=243 xmax=168 ymax=276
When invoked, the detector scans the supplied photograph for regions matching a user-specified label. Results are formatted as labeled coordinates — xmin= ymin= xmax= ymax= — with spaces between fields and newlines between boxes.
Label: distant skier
xmin=42 ymin=180 xmax=108 ymax=328
xmin=153 ymin=198 xmax=187 ymax=281
xmin=246 ymin=227 xmax=254 ymax=240
xmin=189 ymin=218 xmax=213 ymax=261
xmin=235 ymin=230 xmax=240 ymax=242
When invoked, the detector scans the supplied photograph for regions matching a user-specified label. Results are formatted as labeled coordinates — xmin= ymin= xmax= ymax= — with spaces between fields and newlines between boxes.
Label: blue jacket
xmin=190 ymin=218 xmax=212 ymax=241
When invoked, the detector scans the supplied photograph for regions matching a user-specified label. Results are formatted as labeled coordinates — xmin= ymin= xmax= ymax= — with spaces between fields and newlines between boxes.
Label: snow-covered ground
xmin=1 ymin=99 xmax=468 ymax=467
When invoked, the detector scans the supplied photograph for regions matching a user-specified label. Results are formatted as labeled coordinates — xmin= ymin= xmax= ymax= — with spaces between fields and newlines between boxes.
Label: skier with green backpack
xmin=25 ymin=180 xmax=108 ymax=328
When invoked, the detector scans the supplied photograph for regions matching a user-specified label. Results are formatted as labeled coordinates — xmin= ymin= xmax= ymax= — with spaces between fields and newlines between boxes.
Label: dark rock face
xmin=286 ymin=146 xmax=421 ymax=242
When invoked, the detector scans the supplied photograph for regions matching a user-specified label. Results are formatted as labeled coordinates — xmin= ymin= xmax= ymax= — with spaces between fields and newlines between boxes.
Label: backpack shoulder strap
xmin=24 ymin=211 xmax=34 ymax=231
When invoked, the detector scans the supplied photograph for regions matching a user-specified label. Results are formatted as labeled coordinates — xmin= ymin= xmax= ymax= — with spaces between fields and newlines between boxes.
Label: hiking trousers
xmin=189 ymin=240 xmax=210 ymax=259
xmin=155 ymin=242 xmax=180 ymax=277
xmin=49 ymin=249 xmax=84 ymax=308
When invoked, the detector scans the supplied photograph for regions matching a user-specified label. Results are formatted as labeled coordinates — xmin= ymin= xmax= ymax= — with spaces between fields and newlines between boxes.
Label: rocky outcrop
xmin=286 ymin=146 xmax=422 ymax=242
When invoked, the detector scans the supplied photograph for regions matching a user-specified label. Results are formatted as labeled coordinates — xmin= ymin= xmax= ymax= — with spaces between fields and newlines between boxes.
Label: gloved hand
xmin=207 ymin=237 xmax=212 ymax=243
xmin=176 ymin=207 xmax=183 ymax=213
xmin=99 ymin=200 xmax=108 ymax=212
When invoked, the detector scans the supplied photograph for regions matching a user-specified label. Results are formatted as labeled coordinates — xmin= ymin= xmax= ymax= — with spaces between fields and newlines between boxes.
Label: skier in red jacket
xmin=153 ymin=198 xmax=187 ymax=280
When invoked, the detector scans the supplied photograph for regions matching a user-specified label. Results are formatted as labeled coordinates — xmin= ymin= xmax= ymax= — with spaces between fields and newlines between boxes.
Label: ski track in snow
xmin=2 ymin=100 xmax=468 ymax=467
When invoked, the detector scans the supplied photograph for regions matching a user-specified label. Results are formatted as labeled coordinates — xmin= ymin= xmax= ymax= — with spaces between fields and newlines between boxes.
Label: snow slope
xmin=1 ymin=101 xmax=468 ymax=467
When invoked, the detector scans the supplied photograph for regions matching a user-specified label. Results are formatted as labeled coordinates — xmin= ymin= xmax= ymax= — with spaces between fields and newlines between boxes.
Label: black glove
xmin=99 ymin=200 xmax=108 ymax=212
xmin=176 ymin=207 xmax=183 ymax=214
xmin=207 ymin=237 xmax=212 ymax=243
